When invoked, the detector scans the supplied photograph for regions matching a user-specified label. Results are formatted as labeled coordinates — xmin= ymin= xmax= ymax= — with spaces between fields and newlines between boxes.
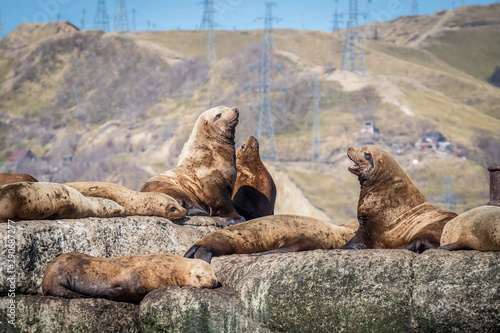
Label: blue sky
xmin=1 ymin=0 xmax=499 ymax=36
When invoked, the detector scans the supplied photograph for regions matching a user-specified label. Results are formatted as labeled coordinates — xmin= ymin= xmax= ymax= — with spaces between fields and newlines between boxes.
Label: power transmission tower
xmin=0 ymin=4 xmax=4 ymax=39
xmin=115 ymin=0 xmax=129 ymax=31
xmin=254 ymin=2 xmax=282 ymax=162
xmin=364 ymin=0 xmax=372 ymax=40
xmin=132 ymin=9 xmax=136 ymax=31
xmin=341 ymin=0 xmax=366 ymax=73
xmin=94 ymin=0 xmax=110 ymax=32
xmin=311 ymin=75 xmax=321 ymax=162
xmin=200 ymin=0 xmax=216 ymax=63
xmin=331 ymin=7 xmax=340 ymax=32
xmin=411 ymin=0 xmax=419 ymax=15
xmin=81 ymin=9 xmax=86 ymax=30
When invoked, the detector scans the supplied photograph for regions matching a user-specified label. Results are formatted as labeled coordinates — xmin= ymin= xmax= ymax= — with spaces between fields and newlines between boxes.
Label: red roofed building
xmin=9 ymin=149 xmax=36 ymax=162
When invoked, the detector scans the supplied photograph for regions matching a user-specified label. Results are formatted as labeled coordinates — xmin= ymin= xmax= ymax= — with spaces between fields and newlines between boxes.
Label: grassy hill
xmin=0 ymin=4 xmax=499 ymax=224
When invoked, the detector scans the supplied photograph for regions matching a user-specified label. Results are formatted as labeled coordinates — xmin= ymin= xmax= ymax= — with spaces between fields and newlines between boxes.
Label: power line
xmin=115 ymin=0 xmax=129 ymax=31
xmin=132 ymin=9 xmax=136 ymax=31
xmin=341 ymin=0 xmax=366 ymax=73
xmin=93 ymin=0 xmax=110 ymax=32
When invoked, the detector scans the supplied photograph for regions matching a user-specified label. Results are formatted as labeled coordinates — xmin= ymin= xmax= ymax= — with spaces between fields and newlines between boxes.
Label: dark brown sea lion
xmin=65 ymin=181 xmax=186 ymax=220
xmin=232 ymin=136 xmax=277 ymax=220
xmin=140 ymin=106 xmax=244 ymax=223
xmin=0 ymin=182 xmax=125 ymax=222
xmin=439 ymin=205 xmax=500 ymax=251
xmin=42 ymin=253 xmax=220 ymax=303
xmin=184 ymin=214 xmax=356 ymax=263
xmin=341 ymin=146 xmax=457 ymax=253
xmin=0 ymin=173 xmax=38 ymax=186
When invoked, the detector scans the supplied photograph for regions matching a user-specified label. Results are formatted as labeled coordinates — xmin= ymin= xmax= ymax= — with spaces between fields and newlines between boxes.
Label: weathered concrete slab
xmin=141 ymin=287 xmax=270 ymax=333
xmin=0 ymin=295 xmax=140 ymax=333
xmin=142 ymin=250 xmax=417 ymax=333
xmin=0 ymin=216 xmax=226 ymax=294
xmin=412 ymin=249 xmax=500 ymax=332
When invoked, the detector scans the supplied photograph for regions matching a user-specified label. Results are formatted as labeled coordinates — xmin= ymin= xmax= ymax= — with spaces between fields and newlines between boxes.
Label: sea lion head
xmin=186 ymin=259 xmax=221 ymax=288
xmin=347 ymin=146 xmax=393 ymax=186
xmin=199 ymin=106 xmax=240 ymax=144
xmin=236 ymin=136 xmax=259 ymax=162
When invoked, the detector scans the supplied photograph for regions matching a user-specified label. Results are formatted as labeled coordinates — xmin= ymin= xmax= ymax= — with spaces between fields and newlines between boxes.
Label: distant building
xmin=360 ymin=121 xmax=379 ymax=136
xmin=9 ymin=149 xmax=36 ymax=162
xmin=417 ymin=132 xmax=451 ymax=153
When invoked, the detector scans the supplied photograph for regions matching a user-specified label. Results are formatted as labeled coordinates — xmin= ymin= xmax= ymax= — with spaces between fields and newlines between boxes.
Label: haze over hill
xmin=0 ymin=4 xmax=499 ymax=224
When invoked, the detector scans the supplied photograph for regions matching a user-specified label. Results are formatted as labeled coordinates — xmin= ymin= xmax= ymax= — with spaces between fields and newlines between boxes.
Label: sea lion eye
xmin=169 ymin=206 xmax=177 ymax=212
xmin=241 ymin=144 xmax=246 ymax=150
xmin=215 ymin=113 xmax=222 ymax=120
xmin=364 ymin=152 xmax=372 ymax=159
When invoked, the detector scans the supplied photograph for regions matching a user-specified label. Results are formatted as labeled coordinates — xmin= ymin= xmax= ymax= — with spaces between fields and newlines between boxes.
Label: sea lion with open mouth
xmin=341 ymin=146 xmax=457 ymax=253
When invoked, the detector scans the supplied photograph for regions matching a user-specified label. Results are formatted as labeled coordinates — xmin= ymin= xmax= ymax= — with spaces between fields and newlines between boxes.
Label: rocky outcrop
xmin=1 ymin=216 xmax=499 ymax=332
xmin=141 ymin=250 xmax=500 ymax=333
xmin=0 ymin=216 xmax=228 ymax=294
xmin=0 ymin=295 xmax=140 ymax=333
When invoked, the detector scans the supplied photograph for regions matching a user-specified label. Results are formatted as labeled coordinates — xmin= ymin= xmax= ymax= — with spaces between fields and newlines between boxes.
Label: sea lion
xmin=0 ymin=173 xmax=38 ymax=186
xmin=140 ymin=106 xmax=244 ymax=223
xmin=0 ymin=182 xmax=125 ymax=222
xmin=341 ymin=146 xmax=457 ymax=253
xmin=42 ymin=253 xmax=220 ymax=303
xmin=184 ymin=214 xmax=356 ymax=263
xmin=232 ymin=136 xmax=277 ymax=220
xmin=439 ymin=205 xmax=500 ymax=251
xmin=65 ymin=181 xmax=186 ymax=220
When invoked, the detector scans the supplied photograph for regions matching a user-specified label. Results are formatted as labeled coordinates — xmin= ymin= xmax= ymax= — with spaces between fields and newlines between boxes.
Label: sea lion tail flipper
xmin=186 ymin=207 xmax=210 ymax=216
xmin=184 ymin=245 xmax=200 ymax=258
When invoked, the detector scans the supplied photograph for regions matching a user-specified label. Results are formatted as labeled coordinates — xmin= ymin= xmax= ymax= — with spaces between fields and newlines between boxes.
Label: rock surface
xmin=0 ymin=295 xmax=140 ymax=333
xmin=141 ymin=249 xmax=500 ymax=333
xmin=1 ymin=216 xmax=499 ymax=332
xmin=0 ymin=216 xmax=227 ymax=294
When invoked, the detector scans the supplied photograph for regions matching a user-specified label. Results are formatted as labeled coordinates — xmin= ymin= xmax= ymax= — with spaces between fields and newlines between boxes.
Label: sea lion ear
xmin=204 ymin=120 xmax=208 ymax=125
xmin=378 ymin=158 xmax=384 ymax=164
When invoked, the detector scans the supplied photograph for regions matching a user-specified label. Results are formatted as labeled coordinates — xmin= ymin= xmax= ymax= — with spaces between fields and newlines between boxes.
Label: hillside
xmin=0 ymin=4 xmax=499 ymax=224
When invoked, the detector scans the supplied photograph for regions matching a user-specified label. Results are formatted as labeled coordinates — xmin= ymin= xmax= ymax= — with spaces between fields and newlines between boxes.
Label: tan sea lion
xmin=341 ymin=146 xmax=457 ymax=253
xmin=0 ymin=173 xmax=38 ymax=186
xmin=184 ymin=214 xmax=356 ymax=263
xmin=0 ymin=182 xmax=125 ymax=222
xmin=439 ymin=206 xmax=500 ymax=251
xmin=65 ymin=181 xmax=186 ymax=220
xmin=42 ymin=253 xmax=220 ymax=303
xmin=232 ymin=136 xmax=277 ymax=220
xmin=140 ymin=106 xmax=244 ymax=223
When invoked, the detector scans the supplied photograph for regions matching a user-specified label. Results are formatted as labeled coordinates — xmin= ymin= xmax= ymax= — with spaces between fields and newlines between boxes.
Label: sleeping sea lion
xmin=184 ymin=214 xmax=356 ymax=263
xmin=65 ymin=181 xmax=186 ymax=220
xmin=42 ymin=253 xmax=220 ymax=303
xmin=140 ymin=106 xmax=244 ymax=223
xmin=439 ymin=205 xmax=500 ymax=251
xmin=0 ymin=182 xmax=125 ymax=221
xmin=232 ymin=136 xmax=277 ymax=220
xmin=341 ymin=146 xmax=457 ymax=253
xmin=0 ymin=173 xmax=38 ymax=186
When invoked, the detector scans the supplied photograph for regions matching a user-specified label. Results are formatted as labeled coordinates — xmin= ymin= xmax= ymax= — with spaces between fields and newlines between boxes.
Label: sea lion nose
xmin=233 ymin=107 xmax=239 ymax=115
xmin=347 ymin=147 xmax=354 ymax=154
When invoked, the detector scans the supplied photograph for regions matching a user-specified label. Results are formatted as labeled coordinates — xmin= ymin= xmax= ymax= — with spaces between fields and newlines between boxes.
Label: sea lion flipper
xmin=397 ymin=239 xmax=438 ymax=253
xmin=438 ymin=241 xmax=473 ymax=251
xmin=184 ymin=245 xmax=200 ymax=258
xmin=193 ymin=246 xmax=214 ymax=264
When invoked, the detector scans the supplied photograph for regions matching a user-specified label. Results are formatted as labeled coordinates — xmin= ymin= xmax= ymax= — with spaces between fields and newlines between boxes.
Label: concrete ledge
xmin=141 ymin=250 xmax=500 ymax=333
xmin=0 ymin=295 xmax=140 ymax=333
